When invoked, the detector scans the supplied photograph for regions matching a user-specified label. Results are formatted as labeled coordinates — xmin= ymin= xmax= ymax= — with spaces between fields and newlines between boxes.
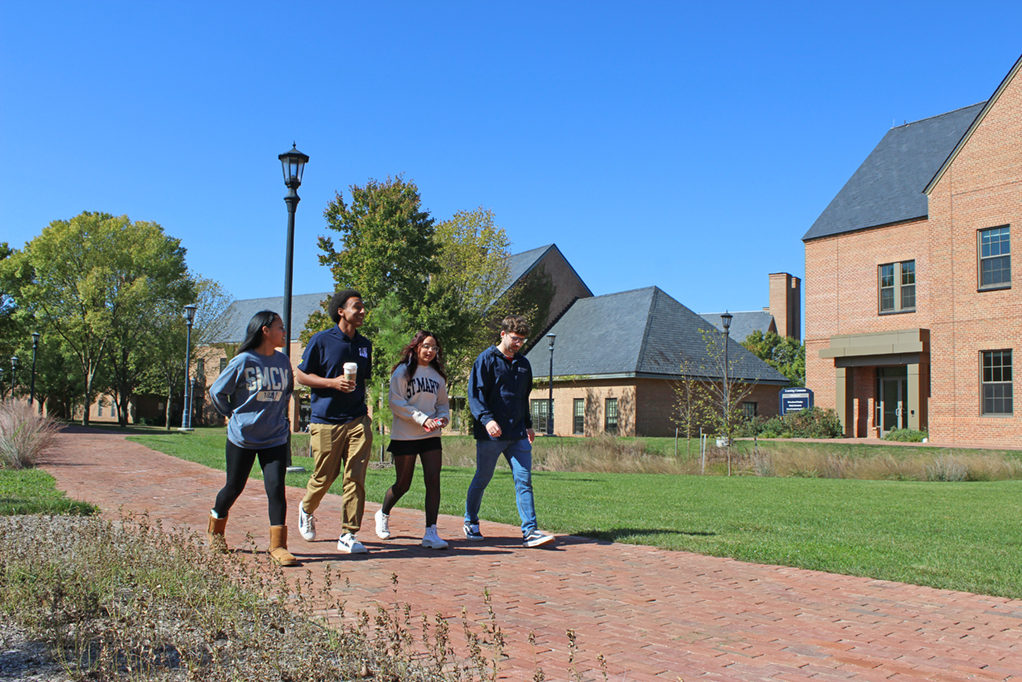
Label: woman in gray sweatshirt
xmin=374 ymin=330 xmax=451 ymax=549
xmin=207 ymin=310 xmax=297 ymax=566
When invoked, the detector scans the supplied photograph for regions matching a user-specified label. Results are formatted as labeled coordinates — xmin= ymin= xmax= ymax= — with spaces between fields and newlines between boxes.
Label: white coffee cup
xmin=343 ymin=362 xmax=358 ymax=382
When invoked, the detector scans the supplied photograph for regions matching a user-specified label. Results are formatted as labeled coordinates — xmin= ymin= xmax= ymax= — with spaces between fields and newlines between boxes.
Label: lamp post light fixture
xmin=546 ymin=333 xmax=556 ymax=436
xmin=10 ymin=356 xmax=18 ymax=397
xmin=179 ymin=304 xmax=198 ymax=432
xmin=30 ymin=332 xmax=40 ymax=408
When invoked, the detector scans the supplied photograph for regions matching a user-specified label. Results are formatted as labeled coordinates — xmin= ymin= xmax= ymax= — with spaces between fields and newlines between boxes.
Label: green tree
xmin=3 ymin=212 xmax=192 ymax=425
xmin=318 ymin=175 xmax=437 ymax=316
xmin=741 ymin=331 xmax=805 ymax=387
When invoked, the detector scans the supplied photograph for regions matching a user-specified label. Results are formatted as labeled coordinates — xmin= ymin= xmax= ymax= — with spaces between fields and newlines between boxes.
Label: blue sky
xmin=2 ymin=2 xmax=1020 ymax=324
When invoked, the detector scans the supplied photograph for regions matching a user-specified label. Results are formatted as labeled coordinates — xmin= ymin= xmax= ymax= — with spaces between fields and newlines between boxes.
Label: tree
xmin=318 ymin=175 xmax=437 ymax=316
xmin=698 ymin=329 xmax=760 ymax=476
xmin=671 ymin=358 xmax=705 ymax=455
xmin=741 ymin=331 xmax=805 ymax=387
xmin=3 ymin=212 xmax=191 ymax=425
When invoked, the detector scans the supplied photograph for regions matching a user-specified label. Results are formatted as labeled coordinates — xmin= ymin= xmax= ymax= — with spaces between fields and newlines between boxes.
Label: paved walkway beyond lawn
xmin=38 ymin=428 xmax=1022 ymax=681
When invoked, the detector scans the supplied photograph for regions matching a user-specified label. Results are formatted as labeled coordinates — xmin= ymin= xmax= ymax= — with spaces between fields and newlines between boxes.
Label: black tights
xmin=381 ymin=450 xmax=442 ymax=527
xmin=213 ymin=441 xmax=288 ymax=526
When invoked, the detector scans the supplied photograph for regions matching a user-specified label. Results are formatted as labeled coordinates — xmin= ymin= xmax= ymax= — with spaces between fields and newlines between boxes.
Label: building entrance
xmin=876 ymin=367 xmax=908 ymax=435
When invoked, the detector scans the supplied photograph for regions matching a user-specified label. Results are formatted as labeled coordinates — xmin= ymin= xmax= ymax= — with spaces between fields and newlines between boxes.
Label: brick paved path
xmin=38 ymin=428 xmax=1022 ymax=681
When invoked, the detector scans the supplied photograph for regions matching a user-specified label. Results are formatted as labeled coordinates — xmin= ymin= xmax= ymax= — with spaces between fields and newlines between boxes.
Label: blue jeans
xmin=464 ymin=438 xmax=537 ymax=536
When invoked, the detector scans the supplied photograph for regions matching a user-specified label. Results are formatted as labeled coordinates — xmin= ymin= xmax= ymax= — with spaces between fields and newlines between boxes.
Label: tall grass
xmin=0 ymin=400 xmax=59 ymax=469
xmin=0 ymin=511 xmax=587 ymax=681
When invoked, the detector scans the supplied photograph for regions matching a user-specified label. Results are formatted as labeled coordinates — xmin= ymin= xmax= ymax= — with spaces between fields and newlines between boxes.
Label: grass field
xmin=0 ymin=468 xmax=97 ymax=516
xmin=125 ymin=427 xmax=1022 ymax=599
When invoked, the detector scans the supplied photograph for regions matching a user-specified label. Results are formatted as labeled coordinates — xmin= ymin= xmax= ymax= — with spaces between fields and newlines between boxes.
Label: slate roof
xmin=493 ymin=244 xmax=593 ymax=303
xmin=525 ymin=287 xmax=788 ymax=383
xmin=208 ymin=293 xmax=332 ymax=344
xmin=700 ymin=311 xmax=775 ymax=342
xmin=802 ymin=102 xmax=985 ymax=242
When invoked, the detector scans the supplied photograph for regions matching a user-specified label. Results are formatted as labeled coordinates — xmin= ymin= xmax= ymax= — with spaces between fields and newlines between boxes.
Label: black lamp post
xmin=721 ymin=312 xmax=733 ymax=473
xmin=546 ymin=333 xmax=556 ymax=436
xmin=180 ymin=304 xmax=197 ymax=431
xmin=30 ymin=332 xmax=40 ymax=407
xmin=278 ymin=143 xmax=309 ymax=364
xmin=10 ymin=356 xmax=18 ymax=397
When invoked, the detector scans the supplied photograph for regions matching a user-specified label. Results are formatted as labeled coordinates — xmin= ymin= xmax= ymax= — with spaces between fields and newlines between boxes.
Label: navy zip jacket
xmin=468 ymin=345 xmax=533 ymax=441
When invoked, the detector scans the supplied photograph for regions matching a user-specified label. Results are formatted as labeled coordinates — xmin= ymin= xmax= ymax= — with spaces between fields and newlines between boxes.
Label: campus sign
xmin=779 ymin=387 xmax=813 ymax=415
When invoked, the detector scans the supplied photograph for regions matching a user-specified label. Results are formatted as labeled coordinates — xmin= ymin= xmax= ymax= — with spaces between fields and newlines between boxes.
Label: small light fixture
xmin=278 ymin=143 xmax=309 ymax=190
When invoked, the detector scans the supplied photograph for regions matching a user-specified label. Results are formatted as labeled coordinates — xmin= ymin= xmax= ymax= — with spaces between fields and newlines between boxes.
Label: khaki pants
xmin=301 ymin=417 xmax=373 ymax=535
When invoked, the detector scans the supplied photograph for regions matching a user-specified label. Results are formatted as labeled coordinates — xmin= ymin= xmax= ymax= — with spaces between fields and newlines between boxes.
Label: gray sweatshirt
xmin=388 ymin=363 xmax=450 ymax=441
xmin=209 ymin=350 xmax=294 ymax=449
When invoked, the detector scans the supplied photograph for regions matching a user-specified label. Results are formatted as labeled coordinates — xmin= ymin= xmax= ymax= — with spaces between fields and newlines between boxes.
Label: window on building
xmin=220 ymin=357 xmax=227 ymax=372
xmin=530 ymin=399 xmax=551 ymax=430
xmin=879 ymin=260 xmax=916 ymax=313
xmin=605 ymin=398 xmax=618 ymax=434
xmin=573 ymin=398 xmax=585 ymax=435
xmin=979 ymin=226 xmax=1011 ymax=289
xmin=982 ymin=350 xmax=1013 ymax=415
xmin=97 ymin=401 xmax=103 ymax=417
xmin=195 ymin=358 xmax=205 ymax=381
xmin=741 ymin=402 xmax=757 ymax=420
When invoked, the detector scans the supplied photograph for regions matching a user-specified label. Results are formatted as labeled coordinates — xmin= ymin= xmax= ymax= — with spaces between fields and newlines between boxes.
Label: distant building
xmin=803 ymin=53 xmax=1022 ymax=444
xmin=700 ymin=273 xmax=802 ymax=342
xmin=525 ymin=287 xmax=789 ymax=437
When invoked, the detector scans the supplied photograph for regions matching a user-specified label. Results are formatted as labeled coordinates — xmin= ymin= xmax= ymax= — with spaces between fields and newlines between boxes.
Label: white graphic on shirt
xmin=244 ymin=366 xmax=289 ymax=402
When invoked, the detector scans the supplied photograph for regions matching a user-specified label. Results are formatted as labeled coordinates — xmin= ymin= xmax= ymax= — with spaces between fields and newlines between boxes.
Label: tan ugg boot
xmin=269 ymin=525 xmax=298 ymax=567
xmin=207 ymin=513 xmax=228 ymax=553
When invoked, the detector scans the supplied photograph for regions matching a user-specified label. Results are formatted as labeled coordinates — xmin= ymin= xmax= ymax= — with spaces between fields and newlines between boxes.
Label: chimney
xmin=768 ymin=273 xmax=801 ymax=341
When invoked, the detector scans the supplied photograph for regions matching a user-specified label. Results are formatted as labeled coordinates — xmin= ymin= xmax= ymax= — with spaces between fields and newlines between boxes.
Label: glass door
xmin=877 ymin=368 xmax=908 ymax=435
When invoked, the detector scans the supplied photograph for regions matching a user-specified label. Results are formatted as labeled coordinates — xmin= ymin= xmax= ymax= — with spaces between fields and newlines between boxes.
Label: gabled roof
xmin=493 ymin=244 xmax=593 ymax=303
xmin=802 ymin=102 xmax=985 ymax=242
xmin=925 ymin=53 xmax=1022 ymax=194
xmin=700 ymin=311 xmax=775 ymax=342
xmin=209 ymin=293 xmax=331 ymax=344
xmin=525 ymin=287 xmax=788 ymax=383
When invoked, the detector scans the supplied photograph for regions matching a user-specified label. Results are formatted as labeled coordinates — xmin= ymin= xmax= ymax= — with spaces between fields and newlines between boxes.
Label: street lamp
xmin=30 ymin=332 xmax=40 ymax=408
xmin=10 ymin=356 xmax=18 ymax=396
xmin=179 ymin=304 xmax=197 ymax=432
xmin=546 ymin=333 xmax=556 ymax=436
xmin=721 ymin=312 xmax=733 ymax=474
xmin=279 ymin=144 xmax=308 ymax=472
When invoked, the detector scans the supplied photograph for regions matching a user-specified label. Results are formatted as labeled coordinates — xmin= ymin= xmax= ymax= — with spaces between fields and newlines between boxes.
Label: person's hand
xmin=486 ymin=420 xmax=502 ymax=438
xmin=526 ymin=428 xmax=536 ymax=444
xmin=423 ymin=418 xmax=439 ymax=432
xmin=336 ymin=376 xmax=356 ymax=393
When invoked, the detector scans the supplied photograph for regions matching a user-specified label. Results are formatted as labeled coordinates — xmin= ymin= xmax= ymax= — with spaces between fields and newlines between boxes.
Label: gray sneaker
xmin=463 ymin=522 xmax=484 ymax=541
xmin=523 ymin=530 xmax=555 ymax=548
xmin=298 ymin=504 xmax=316 ymax=541
xmin=337 ymin=533 xmax=367 ymax=554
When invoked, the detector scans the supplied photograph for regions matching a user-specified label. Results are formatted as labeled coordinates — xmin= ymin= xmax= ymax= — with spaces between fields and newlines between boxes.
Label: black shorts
xmin=387 ymin=436 xmax=442 ymax=457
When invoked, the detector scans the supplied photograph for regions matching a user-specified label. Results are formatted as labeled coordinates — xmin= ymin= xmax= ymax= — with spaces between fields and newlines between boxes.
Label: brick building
xmin=804 ymin=54 xmax=1022 ymax=445
xmin=525 ymin=287 xmax=789 ymax=437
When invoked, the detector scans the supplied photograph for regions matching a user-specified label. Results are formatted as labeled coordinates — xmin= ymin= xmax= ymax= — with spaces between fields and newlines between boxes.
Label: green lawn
xmin=127 ymin=428 xmax=1022 ymax=599
xmin=0 ymin=468 xmax=98 ymax=516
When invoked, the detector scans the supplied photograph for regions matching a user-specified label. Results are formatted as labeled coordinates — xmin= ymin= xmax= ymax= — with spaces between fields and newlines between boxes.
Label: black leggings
xmin=213 ymin=441 xmax=288 ymax=526
xmin=381 ymin=449 xmax=442 ymax=527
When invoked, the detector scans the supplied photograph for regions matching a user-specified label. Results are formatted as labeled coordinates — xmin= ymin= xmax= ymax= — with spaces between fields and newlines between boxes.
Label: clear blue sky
xmin=3 ymin=2 xmax=1020 ymax=323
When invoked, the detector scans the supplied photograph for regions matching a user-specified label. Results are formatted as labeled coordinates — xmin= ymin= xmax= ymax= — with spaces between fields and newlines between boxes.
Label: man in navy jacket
xmin=464 ymin=315 xmax=555 ymax=548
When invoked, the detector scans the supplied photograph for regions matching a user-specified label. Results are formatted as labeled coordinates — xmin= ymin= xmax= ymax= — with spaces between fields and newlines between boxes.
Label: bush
xmin=739 ymin=407 xmax=843 ymax=439
xmin=0 ymin=401 xmax=59 ymax=469
xmin=884 ymin=428 xmax=928 ymax=442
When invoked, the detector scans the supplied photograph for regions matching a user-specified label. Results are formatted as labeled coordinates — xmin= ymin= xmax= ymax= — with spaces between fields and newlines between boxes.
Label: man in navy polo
xmin=296 ymin=289 xmax=373 ymax=553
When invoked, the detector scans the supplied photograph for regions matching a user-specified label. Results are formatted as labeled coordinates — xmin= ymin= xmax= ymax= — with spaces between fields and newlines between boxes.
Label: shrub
xmin=884 ymin=428 xmax=928 ymax=442
xmin=738 ymin=408 xmax=842 ymax=439
xmin=924 ymin=455 xmax=968 ymax=482
xmin=0 ymin=401 xmax=59 ymax=469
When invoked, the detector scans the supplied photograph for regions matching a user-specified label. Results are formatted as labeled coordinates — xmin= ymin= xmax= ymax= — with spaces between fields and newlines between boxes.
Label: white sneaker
xmin=337 ymin=533 xmax=367 ymax=554
xmin=375 ymin=509 xmax=391 ymax=540
xmin=422 ymin=525 xmax=449 ymax=550
xmin=298 ymin=504 xmax=316 ymax=541
xmin=523 ymin=530 xmax=555 ymax=548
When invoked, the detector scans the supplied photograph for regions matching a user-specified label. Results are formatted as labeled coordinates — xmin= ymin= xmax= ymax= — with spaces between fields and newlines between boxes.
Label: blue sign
xmin=779 ymin=387 xmax=814 ymax=415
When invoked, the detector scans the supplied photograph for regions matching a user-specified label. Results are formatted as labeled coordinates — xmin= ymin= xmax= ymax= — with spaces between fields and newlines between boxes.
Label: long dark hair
xmin=391 ymin=330 xmax=446 ymax=381
xmin=237 ymin=310 xmax=280 ymax=355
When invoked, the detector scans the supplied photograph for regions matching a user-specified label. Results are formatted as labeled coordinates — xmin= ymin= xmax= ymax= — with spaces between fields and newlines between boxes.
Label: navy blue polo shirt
xmin=298 ymin=326 xmax=372 ymax=425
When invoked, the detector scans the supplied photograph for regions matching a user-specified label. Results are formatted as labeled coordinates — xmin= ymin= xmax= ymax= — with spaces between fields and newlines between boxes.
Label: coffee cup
xmin=343 ymin=362 xmax=357 ymax=382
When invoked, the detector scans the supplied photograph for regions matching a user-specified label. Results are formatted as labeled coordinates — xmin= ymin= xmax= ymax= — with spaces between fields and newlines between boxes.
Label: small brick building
xmin=804 ymin=53 xmax=1022 ymax=445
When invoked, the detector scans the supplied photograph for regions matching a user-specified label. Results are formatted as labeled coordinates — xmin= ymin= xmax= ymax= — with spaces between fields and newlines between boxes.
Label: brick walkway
xmin=38 ymin=428 xmax=1022 ymax=681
